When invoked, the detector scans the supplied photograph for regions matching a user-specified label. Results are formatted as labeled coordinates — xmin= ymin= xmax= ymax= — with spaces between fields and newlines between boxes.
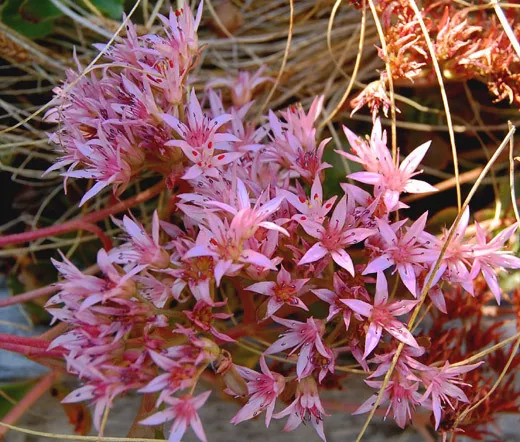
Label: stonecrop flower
xmin=38 ymin=2 xmax=520 ymax=440
xmin=343 ymin=272 xmax=419 ymax=358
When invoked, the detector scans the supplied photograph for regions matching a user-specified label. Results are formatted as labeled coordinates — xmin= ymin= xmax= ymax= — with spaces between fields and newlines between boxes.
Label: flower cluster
xmin=350 ymin=0 xmax=520 ymax=118
xmin=44 ymin=3 xmax=520 ymax=441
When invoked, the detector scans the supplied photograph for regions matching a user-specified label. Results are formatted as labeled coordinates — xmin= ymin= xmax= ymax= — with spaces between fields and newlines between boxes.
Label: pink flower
xmin=182 ymin=180 xmax=287 ymax=284
xmin=354 ymin=377 xmax=422 ymax=429
xmin=231 ymin=355 xmax=286 ymax=426
xmin=338 ymin=119 xmax=437 ymax=211
xmin=281 ymin=174 xmax=337 ymax=224
xmin=265 ymin=317 xmax=333 ymax=381
xmin=422 ymin=207 xmax=475 ymax=295
xmin=110 ymin=211 xmax=170 ymax=269
xmin=62 ymin=125 xmax=135 ymax=206
xmin=162 ymin=89 xmax=242 ymax=180
xmin=363 ymin=212 xmax=437 ymax=296
xmin=312 ymin=271 xmax=371 ymax=330
xmin=246 ymin=265 xmax=309 ymax=318
xmin=48 ymin=249 xmax=137 ymax=319
xmin=342 ymin=272 xmax=419 ymax=358
xmin=207 ymin=66 xmax=273 ymax=107
xmin=274 ymin=376 xmax=328 ymax=441
xmin=139 ymin=350 xmax=196 ymax=404
xmin=469 ymin=222 xmax=520 ymax=303
xmin=296 ymin=195 xmax=374 ymax=275
xmin=157 ymin=2 xmax=204 ymax=67
xmin=416 ymin=361 xmax=483 ymax=429
xmin=184 ymin=300 xmax=235 ymax=342
xmin=140 ymin=391 xmax=211 ymax=442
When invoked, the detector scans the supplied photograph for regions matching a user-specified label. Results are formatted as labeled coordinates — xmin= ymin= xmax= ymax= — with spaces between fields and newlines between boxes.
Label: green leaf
xmin=90 ymin=0 xmax=124 ymax=20
xmin=1 ymin=0 xmax=62 ymax=39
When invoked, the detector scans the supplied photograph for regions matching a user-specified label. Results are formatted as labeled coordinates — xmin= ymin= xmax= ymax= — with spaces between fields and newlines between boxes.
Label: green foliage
xmin=0 ymin=0 xmax=124 ymax=39
xmin=1 ymin=0 xmax=61 ymax=39
xmin=91 ymin=0 xmax=124 ymax=20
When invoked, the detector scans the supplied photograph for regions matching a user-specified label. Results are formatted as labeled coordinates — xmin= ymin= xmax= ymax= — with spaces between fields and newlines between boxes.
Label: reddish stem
xmin=0 ymin=264 xmax=98 ymax=309
xmin=0 ymin=342 xmax=64 ymax=358
xmin=74 ymin=221 xmax=113 ymax=250
xmin=0 ymin=334 xmax=51 ymax=348
xmin=236 ymin=285 xmax=256 ymax=325
xmin=0 ymin=180 xmax=165 ymax=248
xmin=0 ymin=371 xmax=56 ymax=440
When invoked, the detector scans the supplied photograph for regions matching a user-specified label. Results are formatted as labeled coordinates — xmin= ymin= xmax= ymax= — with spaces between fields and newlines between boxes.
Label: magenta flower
xmin=296 ymin=195 xmax=374 ymax=275
xmin=246 ymin=265 xmax=309 ymax=318
xmin=338 ymin=119 xmax=437 ymax=211
xmin=274 ymin=376 xmax=328 ymax=441
xmin=469 ymin=222 xmax=520 ymax=303
xmin=265 ymin=316 xmax=333 ymax=380
xmin=417 ymin=361 xmax=483 ymax=429
xmin=342 ymin=272 xmax=419 ymax=358
xmin=363 ymin=212 xmax=437 ymax=296
xmin=140 ymin=391 xmax=211 ymax=442
xmin=230 ymin=355 xmax=286 ymax=426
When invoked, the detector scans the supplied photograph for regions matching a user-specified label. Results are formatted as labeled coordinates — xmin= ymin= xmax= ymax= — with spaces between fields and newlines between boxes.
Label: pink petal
xmin=348 ymin=171 xmax=382 ymax=185
xmin=384 ymin=319 xmax=420 ymax=348
xmin=363 ymin=254 xmax=393 ymax=274
xmin=299 ymin=242 xmax=328 ymax=266
xmin=403 ymin=179 xmax=437 ymax=194
xmin=400 ymin=141 xmax=431 ymax=175
xmin=246 ymin=281 xmax=276 ymax=295
xmin=331 ymin=249 xmax=355 ymax=275
xmin=240 ymin=249 xmax=276 ymax=270
xmin=341 ymin=299 xmax=373 ymax=317
xmin=364 ymin=322 xmax=383 ymax=358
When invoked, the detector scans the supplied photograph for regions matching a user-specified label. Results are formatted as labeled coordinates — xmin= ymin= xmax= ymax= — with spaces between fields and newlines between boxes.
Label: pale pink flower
xmin=110 ymin=211 xmax=170 ymax=269
xmin=182 ymin=181 xmax=287 ymax=284
xmin=48 ymin=249 xmax=137 ymax=317
xmin=312 ymin=271 xmax=371 ymax=330
xmin=422 ymin=207 xmax=475 ymax=295
xmin=231 ymin=355 xmax=286 ymax=426
xmin=274 ymin=376 xmax=327 ymax=441
xmin=416 ymin=361 xmax=483 ymax=429
xmin=469 ymin=222 xmax=520 ymax=303
xmin=363 ymin=212 xmax=437 ymax=296
xmin=162 ymin=89 xmax=242 ymax=179
xmin=139 ymin=350 xmax=196 ymax=404
xmin=265 ymin=317 xmax=333 ymax=380
xmin=296 ymin=195 xmax=374 ymax=275
xmin=338 ymin=119 xmax=437 ymax=211
xmin=184 ymin=300 xmax=235 ymax=342
xmin=140 ymin=391 xmax=211 ymax=442
xmin=62 ymin=126 xmax=134 ymax=206
xmin=157 ymin=2 xmax=204 ymax=67
xmin=207 ymin=66 xmax=273 ymax=107
xmin=342 ymin=272 xmax=419 ymax=358
xmin=246 ymin=265 xmax=309 ymax=318
xmin=281 ymin=174 xmax=337 ymax=224
xmin=354 ymin=377 xmax=422 ymax=429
